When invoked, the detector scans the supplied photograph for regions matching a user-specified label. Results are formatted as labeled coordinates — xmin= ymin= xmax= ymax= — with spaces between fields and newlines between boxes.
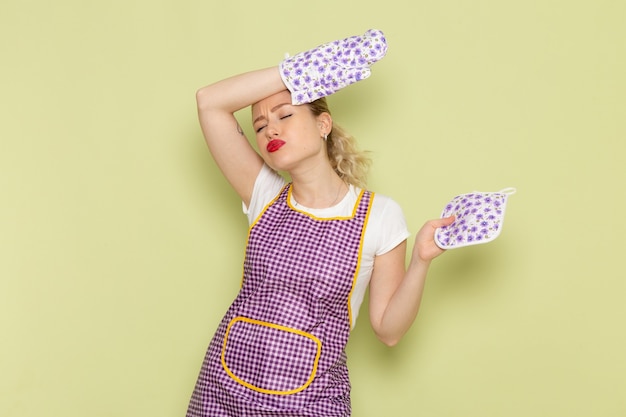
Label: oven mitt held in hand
xmin=279 ymin=29 xmax=388 ymax=105
xmin=435 ymin=188 xmax=516 ymax=249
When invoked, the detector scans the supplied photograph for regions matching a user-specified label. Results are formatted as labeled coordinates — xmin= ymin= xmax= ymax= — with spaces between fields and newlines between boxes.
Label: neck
xmin=290 ymin=167 xmax=348 ymax=209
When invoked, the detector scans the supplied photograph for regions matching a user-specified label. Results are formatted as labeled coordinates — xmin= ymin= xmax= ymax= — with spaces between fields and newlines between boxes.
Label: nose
xmin=265 ymin=122 xmax=279 ymax=139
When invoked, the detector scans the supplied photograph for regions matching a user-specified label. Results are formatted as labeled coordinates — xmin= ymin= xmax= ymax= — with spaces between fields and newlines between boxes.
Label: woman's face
xmin=251 ymin=90 xmax=330 ymax=173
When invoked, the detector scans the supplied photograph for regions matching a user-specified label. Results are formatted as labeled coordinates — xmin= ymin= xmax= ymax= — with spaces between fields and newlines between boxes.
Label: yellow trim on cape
xmin=286 ymin=184 xmax=365 ymax=221
xmin=347 ymin=191 xmax=375 ymax=329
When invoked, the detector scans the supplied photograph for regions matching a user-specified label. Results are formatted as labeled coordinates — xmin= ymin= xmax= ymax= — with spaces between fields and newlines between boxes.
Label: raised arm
xmin=195 ymin=67 xmax=285 ymax=206
xmin=196 ymin=29 xmax=388 ymax=205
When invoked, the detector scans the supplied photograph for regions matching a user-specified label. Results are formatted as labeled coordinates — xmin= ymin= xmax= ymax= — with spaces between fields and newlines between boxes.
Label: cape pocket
xmin=221 ymin=316 xmax=322 ymax=395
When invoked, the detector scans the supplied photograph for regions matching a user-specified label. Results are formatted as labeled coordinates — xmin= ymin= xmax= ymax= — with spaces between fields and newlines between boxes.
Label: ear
xmin=316 ymin=112 xmax=333 ymax=136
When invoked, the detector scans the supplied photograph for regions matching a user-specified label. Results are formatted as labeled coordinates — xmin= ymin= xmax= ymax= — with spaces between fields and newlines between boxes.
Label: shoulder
xmin=370 ymin=191 xmax=402 ymax=212
xmin=363 ymin=190 xmax=411 ymax=256
xmin=243 ymin=164 xmax=286 ymax=223
xmin=368 ymin=191 xmax=406 ymax=222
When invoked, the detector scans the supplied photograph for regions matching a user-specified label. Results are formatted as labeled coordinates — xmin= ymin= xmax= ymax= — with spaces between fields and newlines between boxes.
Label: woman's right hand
xmin=279 ymin=29 xmax=388 ymax=105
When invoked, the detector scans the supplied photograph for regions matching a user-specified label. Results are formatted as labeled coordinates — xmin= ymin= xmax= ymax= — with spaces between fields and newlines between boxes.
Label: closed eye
xmin=254 ymin=114 xmax=292 ymax=133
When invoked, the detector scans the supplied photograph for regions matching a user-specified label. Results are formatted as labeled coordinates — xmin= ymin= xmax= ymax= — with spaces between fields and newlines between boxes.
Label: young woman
xmin=186 ymin=30 xmax=454 ymax=417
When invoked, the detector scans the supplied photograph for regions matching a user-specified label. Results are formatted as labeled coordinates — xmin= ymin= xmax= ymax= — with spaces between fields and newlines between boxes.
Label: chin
xmin=263 ymin=155 xmax=297 ymax=173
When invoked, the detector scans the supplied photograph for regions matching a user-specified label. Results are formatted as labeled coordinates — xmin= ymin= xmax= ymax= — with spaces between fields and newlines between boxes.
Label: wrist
xmin=407 ymin=254 xmax=431 ymax=279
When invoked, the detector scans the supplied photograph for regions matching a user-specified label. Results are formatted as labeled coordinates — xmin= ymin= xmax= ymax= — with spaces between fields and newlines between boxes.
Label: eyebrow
xmin=252 ymin=102 xmax=291 ymax=125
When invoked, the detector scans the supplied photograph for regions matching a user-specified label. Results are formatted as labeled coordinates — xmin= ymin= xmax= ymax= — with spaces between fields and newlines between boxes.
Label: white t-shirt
xmin=243 ymin=164 xmax=410 ymax=328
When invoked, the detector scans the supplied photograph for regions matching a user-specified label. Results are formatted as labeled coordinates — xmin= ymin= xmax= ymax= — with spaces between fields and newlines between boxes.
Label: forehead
xmin=251 ymin=90 xmax=293 ymax=116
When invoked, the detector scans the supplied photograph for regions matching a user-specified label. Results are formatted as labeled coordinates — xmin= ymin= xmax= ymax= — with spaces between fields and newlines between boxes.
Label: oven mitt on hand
xmin=279 ymin=29 xmax=388 ymax=105
xmin=435 ymin=188 xmax=516 ymax=249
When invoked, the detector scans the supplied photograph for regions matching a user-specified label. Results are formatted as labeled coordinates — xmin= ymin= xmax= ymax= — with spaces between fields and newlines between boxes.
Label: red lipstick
xmin=267 ymin=139 xmax=286 ymax=153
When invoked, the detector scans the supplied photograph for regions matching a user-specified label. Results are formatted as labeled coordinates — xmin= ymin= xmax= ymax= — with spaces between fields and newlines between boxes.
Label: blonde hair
xmin=306 ymin=98 xmax=372 ymax=189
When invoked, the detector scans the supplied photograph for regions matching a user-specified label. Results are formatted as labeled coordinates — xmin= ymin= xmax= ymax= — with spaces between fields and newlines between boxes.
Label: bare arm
xmin=368 ymin=216 xmax=455 ymax=346
xmin=195 ymin=67 xmax=286 ymax=206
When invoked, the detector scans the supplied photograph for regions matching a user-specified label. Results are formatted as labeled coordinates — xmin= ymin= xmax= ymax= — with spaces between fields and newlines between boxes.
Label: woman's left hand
xmin=413 ymin=216 xmax=456 ymax=263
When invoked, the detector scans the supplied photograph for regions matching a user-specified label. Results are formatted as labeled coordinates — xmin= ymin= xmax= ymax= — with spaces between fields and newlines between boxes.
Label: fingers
xmin=429 ymin=215 xmax=456 ymax=229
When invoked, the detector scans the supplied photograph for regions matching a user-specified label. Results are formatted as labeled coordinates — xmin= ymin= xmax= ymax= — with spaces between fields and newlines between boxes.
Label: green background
xmin=2 ymin=0 xmax=624 ymax=416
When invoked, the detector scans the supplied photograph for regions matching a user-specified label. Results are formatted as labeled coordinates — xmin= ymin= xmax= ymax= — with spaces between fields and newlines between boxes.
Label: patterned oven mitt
xmin=435 ymin=188 xmax=516 ymax=249
xmin=279 ymin=29 xmax=388 ymax=105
